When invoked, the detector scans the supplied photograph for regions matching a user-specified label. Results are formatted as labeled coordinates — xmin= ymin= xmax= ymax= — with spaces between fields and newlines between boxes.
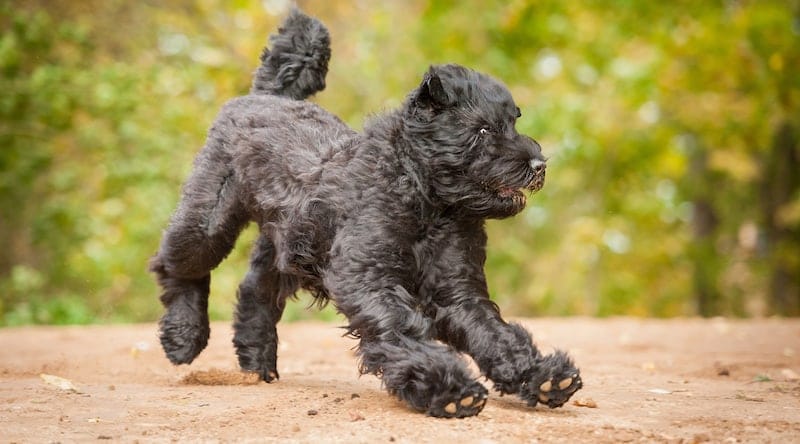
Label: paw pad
xmin=532 ymin=372 xmax=582 ymax=409
xmin=431 ymin=391 xmax=488 ymax=418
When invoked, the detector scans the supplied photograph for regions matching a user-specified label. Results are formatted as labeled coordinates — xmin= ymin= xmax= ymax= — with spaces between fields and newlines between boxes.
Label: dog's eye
xmin=479 ymin=127 xmax=490 ymax=136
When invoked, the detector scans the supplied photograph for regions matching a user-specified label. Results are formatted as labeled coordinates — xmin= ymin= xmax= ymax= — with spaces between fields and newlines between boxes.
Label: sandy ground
xmin=1 ymin=318 xmax=799 ymax=443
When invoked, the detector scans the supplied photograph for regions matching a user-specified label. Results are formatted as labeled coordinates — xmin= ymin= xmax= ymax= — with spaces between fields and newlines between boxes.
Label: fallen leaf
xmin=40 ymin=374 xmax=81 ymax=393
xmin=648 ymin=388 xmax=671 ymax=395
xmin=573 ymin=398 xmax=598 ymax=408
xmin=780 ymin=368 xmax=798 ymax=381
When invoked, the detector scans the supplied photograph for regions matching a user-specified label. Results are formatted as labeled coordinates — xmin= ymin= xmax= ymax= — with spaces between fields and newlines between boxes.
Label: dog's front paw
xmin=520 ymin=350 xmax=582 ymax=409
xmin=428 ymin=382 xmax=489 ymax=418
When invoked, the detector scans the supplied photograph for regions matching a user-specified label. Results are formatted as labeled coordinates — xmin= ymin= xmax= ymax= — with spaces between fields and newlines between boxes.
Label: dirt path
xmin=1 ymin=318 xmax=799 ymax=443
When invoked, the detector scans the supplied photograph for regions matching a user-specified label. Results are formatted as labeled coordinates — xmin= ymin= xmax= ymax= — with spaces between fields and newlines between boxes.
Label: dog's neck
xmin=369 ymin=111 xmax=446 ymax=223
xmin=396 ymin=135 xmax=441 ymax=226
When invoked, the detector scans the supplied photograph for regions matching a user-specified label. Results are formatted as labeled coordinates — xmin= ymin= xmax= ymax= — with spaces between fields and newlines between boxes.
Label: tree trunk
xmin=688 ymin=149 xmax=722 ymax=317
xmin=760 ymin=121 xmax=800 ymax=315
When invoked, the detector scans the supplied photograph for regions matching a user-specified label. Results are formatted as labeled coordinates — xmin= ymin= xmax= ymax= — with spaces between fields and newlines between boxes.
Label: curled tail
xmin=251 ymin=8 xmax=330 ymax=100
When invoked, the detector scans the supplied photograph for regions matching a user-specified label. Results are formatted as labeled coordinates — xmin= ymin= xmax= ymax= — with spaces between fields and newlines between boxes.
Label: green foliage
xmin=1 ymin=1 xmax=798 ymax=325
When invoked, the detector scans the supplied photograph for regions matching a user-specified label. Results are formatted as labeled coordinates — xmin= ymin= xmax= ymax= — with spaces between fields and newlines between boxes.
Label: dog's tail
xmin=250 ymin=9 xmax=330 ymax=100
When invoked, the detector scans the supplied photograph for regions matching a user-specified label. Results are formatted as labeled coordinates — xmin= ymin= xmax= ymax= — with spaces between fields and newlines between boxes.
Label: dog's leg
xmin=428 ymin=221 xmax=582 ymax=409
xmin=356 ymin=333 xmax=489 ymax=418
xmin=151 ymin=156 xmax=249 ymax=365
xmin=325 ymin=222 xmax=488 ymax=418
xmin=435 ymin=306 xmax=582 ymax=408
xmin=233 ymin=235 xmax=298 ymax=382
xmin=150 ymin=268 xmax=211 ymax=365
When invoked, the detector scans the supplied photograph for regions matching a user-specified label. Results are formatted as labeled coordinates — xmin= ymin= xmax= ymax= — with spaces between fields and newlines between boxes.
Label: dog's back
xmin=227 ymin=8 xmax=352 ymax=201
xmin=219 ymin=93 xmax=356 ymax=201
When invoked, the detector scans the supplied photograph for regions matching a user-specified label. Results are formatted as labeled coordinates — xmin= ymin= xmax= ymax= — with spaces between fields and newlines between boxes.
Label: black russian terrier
xmin=151 ymin=9 xmax=581 ymax=418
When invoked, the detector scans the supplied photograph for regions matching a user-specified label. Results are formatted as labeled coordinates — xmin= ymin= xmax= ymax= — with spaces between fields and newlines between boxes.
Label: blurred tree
xmin=655 ymin=1 xmax=800 ymax=315
xmin=1 ymin=0 xmax=798 ymax=325
xmin=0 ymin=5 xmax=96 ymax=323
xmin=761 ymin=121 xmax=800 ymax=315
xmin=417 ymin=0 xmax=799 ymax=317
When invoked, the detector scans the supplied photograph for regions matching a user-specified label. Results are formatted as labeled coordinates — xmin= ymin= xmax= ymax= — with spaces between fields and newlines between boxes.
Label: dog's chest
xmin=409 ymin=220 xmax=457 ymax=281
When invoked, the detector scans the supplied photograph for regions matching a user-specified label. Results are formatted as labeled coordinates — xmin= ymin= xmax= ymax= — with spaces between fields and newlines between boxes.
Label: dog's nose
xmin=516 ymin=135 xmax=543 ymax=161
xmin=531 ymin=157 xmax=546 ymax=174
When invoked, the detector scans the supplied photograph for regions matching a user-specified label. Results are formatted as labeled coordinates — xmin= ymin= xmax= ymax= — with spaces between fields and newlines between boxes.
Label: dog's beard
xmin=445 ymin=161 xmax=544 ymax=219
xmin=454 ymin=189 xmax=528 ymax=218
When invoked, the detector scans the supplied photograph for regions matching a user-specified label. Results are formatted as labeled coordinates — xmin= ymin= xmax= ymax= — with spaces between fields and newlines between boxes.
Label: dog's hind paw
xmin=238 ymin=357 xmax=280 ymax=383
xmin=428 ymin=384 xmax=489 ymax=418
xmin=159 ymin=318 xmax=210 ymax=365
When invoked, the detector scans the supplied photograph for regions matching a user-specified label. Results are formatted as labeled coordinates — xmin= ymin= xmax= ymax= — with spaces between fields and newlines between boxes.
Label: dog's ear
xmin=416 ymin=66 xmax=451 ymax=109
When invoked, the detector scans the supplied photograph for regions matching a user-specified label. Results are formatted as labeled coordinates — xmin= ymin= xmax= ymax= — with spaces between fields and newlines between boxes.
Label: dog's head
xmin=403 ymin=64 xmax=546 ymax=219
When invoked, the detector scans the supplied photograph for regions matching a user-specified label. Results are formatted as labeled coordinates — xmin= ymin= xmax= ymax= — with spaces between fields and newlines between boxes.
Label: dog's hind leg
xmin=149 ymin=267 xmax=212 ymax=365
xmin=151 ymin=156 xmax=249 ymax=365
xmin=232 ymin=234 xmax=299 ymax=382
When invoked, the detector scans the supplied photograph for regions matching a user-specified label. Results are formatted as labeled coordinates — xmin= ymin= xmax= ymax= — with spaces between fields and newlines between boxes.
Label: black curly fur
xmin=251 ymin=8 xmax=330 ymax=99
xmin=151 ymin=9 xmax=580 ymax=418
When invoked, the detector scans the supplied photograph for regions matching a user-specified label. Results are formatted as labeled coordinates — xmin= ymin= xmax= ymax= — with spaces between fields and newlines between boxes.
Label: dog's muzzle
xmin=527 ymin=158 xmax=546 ymax=191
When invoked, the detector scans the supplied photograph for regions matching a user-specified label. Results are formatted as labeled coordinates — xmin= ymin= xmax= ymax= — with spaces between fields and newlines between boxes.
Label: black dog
xmin=151 ymin=9 xmax=581 ymax=418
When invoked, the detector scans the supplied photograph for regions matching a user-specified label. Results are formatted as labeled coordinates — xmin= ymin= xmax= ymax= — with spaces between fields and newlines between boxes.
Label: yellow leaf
xmin=40 ymin=374 xmax=81 ymax=393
